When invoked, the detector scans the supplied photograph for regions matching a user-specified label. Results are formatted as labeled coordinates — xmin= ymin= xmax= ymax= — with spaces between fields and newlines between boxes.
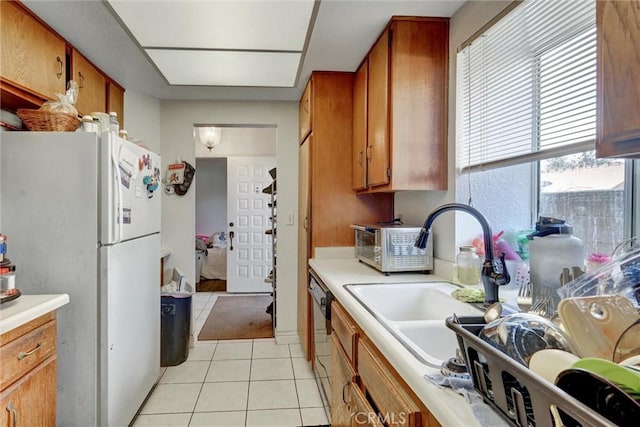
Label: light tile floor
xmin=133 ymin=292 xmax=329 ymax=427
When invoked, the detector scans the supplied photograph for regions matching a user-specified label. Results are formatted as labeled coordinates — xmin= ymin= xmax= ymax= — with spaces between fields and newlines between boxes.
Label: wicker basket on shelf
xmin=16 ymin=109 xmax=80 ymax=132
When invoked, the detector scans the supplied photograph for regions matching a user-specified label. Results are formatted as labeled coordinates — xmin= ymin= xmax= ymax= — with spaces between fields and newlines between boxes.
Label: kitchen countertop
xmin=0 ymin=294 xmax=70 ymax=335
xmin=309 ymin=258 xmax=487 ymax=427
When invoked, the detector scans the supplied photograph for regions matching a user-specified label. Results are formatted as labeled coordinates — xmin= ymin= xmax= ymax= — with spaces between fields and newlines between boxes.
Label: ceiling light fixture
xmin=194 ymin=126 xmax=222 ymax=151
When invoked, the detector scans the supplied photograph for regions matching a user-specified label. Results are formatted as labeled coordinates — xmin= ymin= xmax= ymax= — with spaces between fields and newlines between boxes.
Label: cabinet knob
xmin=78 ymin=71 xmax=85 ymax=89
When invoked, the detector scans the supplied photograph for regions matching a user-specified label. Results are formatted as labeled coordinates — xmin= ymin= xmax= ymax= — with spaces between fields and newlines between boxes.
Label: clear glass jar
xmin=456 ymin=245 xmax=482 ymax=285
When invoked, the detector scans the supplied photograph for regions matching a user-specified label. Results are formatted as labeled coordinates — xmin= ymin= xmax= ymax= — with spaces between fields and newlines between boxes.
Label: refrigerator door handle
xmin=111 ymin=138 xmax=124 ymax=244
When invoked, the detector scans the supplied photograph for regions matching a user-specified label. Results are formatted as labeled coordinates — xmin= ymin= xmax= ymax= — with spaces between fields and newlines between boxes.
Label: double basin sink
xmin=344 ymin=281 xmax=482 ymax=368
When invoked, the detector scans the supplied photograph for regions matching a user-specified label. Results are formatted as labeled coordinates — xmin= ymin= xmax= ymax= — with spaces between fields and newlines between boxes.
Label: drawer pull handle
xmin=6 ymin=402 xmax=18 ymax=427
xmin=342 ymin=381 xmax=350 ymax=405
xmin=56 ymin=56 xmax=63 ymax=79
xmin=17 ymin=342 xmax=42 ymax=360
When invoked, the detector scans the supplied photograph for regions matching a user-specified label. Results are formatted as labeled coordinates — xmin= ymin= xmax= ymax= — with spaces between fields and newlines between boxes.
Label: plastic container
xmin=528 ymin=217 xmax=584 ymax=308
xmin=0 ymin=234 xmax=6 ymax=262
xmin=108 ymin=111 xmax=119 ymax=134
xmin=456 ymin=245 xmax=482 ymax=285
xmin=81 ymin=115 xmax=97 ymax=132
xmin=90 ymin=112 xmax=110 ymax=133
xmin=160 ymin=292 xmax=191 ymax=366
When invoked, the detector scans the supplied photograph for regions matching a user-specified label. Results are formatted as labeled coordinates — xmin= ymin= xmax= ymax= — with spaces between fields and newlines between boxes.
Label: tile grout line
xmin=188 ymin=299 xmax=215 ymax=423
xmin=244 ymin=339 xmax=255 ymax=427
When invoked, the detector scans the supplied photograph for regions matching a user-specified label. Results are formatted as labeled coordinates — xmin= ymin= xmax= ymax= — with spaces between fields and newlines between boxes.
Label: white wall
xmin=124 ymin=90 xmax=161 ymax=154
xmin=195 ymin=158 xmax=227 ymax=237
xmin=160 ymin=100 xmax=299 ymax=341
xmin=394 ymin=0 xmax=512 ymax=278
xmin=195 ymin=127 xmax=277 ymax=158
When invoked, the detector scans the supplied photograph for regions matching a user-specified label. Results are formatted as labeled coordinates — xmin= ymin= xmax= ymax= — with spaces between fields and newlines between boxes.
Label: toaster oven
xmin=351 ymin=224 xmax=433 ymax=274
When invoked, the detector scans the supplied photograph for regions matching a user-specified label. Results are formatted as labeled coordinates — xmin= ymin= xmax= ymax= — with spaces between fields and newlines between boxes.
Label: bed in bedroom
xmin=196 ymin=233 xmax=227 ymax=281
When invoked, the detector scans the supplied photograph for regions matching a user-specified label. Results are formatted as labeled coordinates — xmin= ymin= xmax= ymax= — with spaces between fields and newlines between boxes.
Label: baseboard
xmin=274 ymin=331 xmax=300 ymax=345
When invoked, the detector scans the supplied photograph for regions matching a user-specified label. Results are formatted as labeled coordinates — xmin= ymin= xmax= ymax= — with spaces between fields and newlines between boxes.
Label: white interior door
xmin=227 ymin=156 xmax=276 ymax=293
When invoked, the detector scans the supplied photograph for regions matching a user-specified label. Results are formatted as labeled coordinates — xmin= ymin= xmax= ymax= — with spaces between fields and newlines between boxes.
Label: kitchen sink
xmin=344 ymin=281 xmax=482 ymax=368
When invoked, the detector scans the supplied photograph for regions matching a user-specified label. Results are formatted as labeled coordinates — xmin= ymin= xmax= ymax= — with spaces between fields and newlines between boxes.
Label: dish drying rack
xmin=446 ymin=315 xmax=617 ymax=427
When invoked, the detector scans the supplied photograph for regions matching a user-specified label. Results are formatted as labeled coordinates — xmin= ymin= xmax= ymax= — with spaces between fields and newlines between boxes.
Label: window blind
xmin=456 ymin=0 xmax=596 ymax=173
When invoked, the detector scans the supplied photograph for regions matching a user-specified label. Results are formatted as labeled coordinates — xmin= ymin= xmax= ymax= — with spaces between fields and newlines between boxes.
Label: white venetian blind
xmin=456 ymin=0 xmax=596 ymax=173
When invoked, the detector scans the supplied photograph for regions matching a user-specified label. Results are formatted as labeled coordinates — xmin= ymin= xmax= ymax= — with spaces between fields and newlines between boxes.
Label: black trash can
xmin=160 ymin=292 xmax=192 ymax=366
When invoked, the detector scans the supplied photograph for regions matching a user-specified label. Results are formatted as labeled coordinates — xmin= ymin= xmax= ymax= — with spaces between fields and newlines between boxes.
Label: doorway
xmin=194 ymin=125 xmax=277 ymax=295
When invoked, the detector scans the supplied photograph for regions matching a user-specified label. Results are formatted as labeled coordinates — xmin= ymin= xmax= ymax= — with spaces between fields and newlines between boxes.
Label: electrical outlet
xmin=287 ymin=213 xmax=294 ymax=225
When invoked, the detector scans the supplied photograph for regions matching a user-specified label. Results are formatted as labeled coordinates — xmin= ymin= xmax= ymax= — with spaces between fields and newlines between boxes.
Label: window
xmin=455 ymin=0 xmax=632 ymax=256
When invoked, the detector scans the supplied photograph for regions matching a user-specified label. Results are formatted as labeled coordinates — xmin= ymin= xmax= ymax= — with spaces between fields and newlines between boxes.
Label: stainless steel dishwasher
xmin=308 ymin=267 xmax=334 ymax=422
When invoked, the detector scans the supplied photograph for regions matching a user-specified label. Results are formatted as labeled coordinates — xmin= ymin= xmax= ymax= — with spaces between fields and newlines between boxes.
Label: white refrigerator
xmin=0 ymin=131 xmax=161 ymax=427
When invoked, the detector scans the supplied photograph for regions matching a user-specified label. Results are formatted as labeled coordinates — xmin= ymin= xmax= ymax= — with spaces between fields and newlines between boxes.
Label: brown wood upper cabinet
xmin=356 ymin=17 xmax=449 ymax=192
xmin=72 ymin=50 xmax=107 ymax=116
xmin=0 ymin=1 xmax=66 ymax=104
xmin=299 ymin=79 xmax=312 ymax=143
xmin=352 ymin=60 xmax=368 ymax=191
xmin=108 ymin=82 xmax=125 ymax=128
xmin=596 ymin=0 xmax=640 ymax=158
xmin=297 ymin=73 xmax=393 ymax=359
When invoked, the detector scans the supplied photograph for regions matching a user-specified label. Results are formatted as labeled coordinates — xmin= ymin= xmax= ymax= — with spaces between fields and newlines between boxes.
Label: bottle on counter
xmin=455 ymin=245 xmax=482 ymax=285
xmin=0 ymin=234 xmax=6 ymax=263
xmin=108 ymin=112 xmax=119 ymax=134
xmin=528 ymin=216 xmax=584 ymax=308
xmin=81 ymin=115 xmax=98 ymax=133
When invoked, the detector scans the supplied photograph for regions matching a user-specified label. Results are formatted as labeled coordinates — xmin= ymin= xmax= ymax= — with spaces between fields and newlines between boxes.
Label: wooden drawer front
xmin=0 ymin=320 xmax=56 ymax=390
xmin=358 ymin=338 xmax=421 ymax=427
xmin=351 ymin=383 xmax=384 ymax=427
xmin=299 ymin=78 xmax=312 ymax=142
xmin=332 ymin=302 xmax=358 ymax=365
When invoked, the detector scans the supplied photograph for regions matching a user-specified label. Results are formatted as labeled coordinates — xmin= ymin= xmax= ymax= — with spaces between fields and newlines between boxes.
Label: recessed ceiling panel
xmin=108 ymin=0 xmax=314 ymax=51
xmin=146 ymin=49 xmax=301 ymax=86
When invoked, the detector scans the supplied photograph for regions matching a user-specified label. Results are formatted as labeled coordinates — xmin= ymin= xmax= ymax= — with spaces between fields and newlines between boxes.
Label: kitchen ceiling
xmin=22 ymin=0 xmax=466 ymax=102
xmin=107 ymin=0 xmax=315 ymax=87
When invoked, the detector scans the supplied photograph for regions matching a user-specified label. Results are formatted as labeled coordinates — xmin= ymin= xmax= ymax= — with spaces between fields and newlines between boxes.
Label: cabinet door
xmin=73 ymin=50 xmax=106 ymax=116
xmin=358 ymin=338 xmax=421 ymax=426
xmin=0 ymin=357 xmax=56 ymax=427
xmin=331 ymin=335 xmax=354 ymax=426
xmin=299 ymin=79 xmax=312 ymax=143
xmin=596 ymin=0 xmax=640 ymax=158
xmin=0 ymin=1 xmax=66 ymax=100
xmin=367 ymin=30 xmax=390 ymax=187
xmin=389 ymin=19 xmax=448 ymax=190
xmin=107 ymin=82 xmax=125 ymax=128
xmin=297 ymin=136 xmax=312 ymax=359
xmin=350 ymin=384 xmax=384 ymax=427
xmin=353 ymin=60 xmax=368 ymax=190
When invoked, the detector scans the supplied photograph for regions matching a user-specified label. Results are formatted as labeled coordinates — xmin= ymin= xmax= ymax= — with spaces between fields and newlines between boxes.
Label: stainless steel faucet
xmin=415 ymin=203 xmax=510 ymax=305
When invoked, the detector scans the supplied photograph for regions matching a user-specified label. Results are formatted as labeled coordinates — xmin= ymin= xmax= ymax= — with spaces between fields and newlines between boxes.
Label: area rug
xmin=198 ymin=295 xmax=274 ymax=340
xmin=196 ymin=279 xmax=226 ymax=292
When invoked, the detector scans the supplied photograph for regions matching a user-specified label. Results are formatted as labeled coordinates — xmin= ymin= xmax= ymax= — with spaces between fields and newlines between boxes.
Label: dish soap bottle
xmin=456 ymin=245 xmax=482 ymax=285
